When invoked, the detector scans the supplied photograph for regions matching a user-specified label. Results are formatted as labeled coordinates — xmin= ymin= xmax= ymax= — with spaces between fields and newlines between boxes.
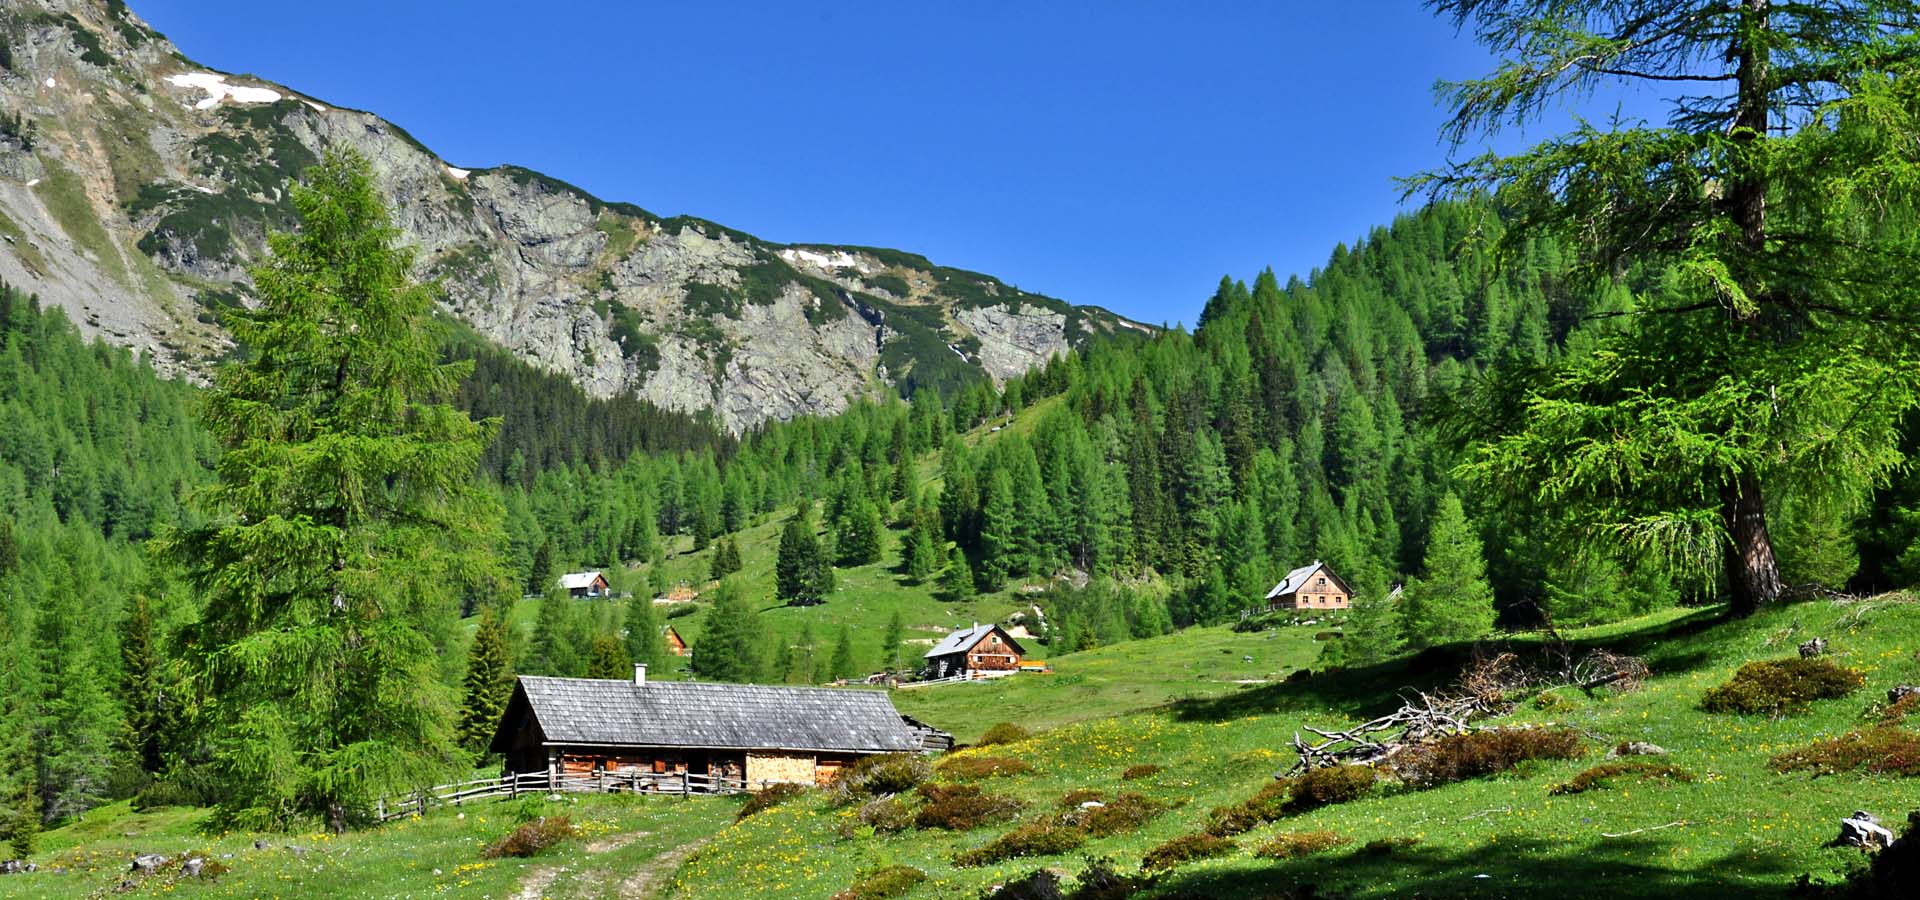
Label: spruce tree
xmin=1324 ymin=586 xmax=1404 ymax=669
xmin=527 ymin=540 xmax=555 ymax=595
xmin=157 ymin=150 xmax=504 ymax=831
xmin=528 ymin=593 xmax=582 ymax=677
xmin=456 ymin=610 xmax=515 ymax=757
xmin=710 ymin=535 xmax=743 ymax=580
xmin=1399 ymin=493 xmax=1495 ymax=648
xmin=776 ymin=507 xmax=829 ymax=605
xmin=119 ymin=593 xmax=167 ymax=774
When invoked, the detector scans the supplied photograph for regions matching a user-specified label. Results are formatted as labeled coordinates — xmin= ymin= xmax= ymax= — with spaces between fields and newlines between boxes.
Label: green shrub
xmin=1141 ymin=833 xmax=1236 ymax=871
xmin=737 ymin=782 xmax=809 ymax=820
xmin=865 ymin=273 xmax=912 ymax=298
xmin=845 ymin=796 xmax=917 ymax=835
xmin=1079 ymin=792 xmax=1173 ymax=837
xmin=1701 ymin=657 xmax=1864 ymax=716
xmin=482 ymin=815 xmax=581 ymax=858
xmin=1548 ymin=762 xmax=1694 ymax=795
xmin=978 ymin=722 xmax=1033 ymax=746
xmin=1120 ymin=764 xmax=1163 ymax=781
xmin=830 ymin=865 xmax=927 ymax=900
xmin=1392 ymin=728 xmax=1586 ymax=789
xmin=1533 ymin=690 xmax=1574 ymax=712
xmin=1286 ymin=765 xmax=1376 ymax=812
xmin=831 ymin=753 xmax=932 ymax=803
xmin=913 ymin=783 xmax=1025 ymax=830
xmin=1768 ymin=727 xmax=1920 ymax=777
xmin=937 ymin=755 xmax=1033 ymax=780
xmin=1205 ymin=779 xmax=1293 ymax=836
xmin=1058 ymin=788 xmax=1106 ymax=809
xmin=1063 ymin=859 xmax=1150 ymax=900
xmin=1362 ymin=836 xmax=1422 ymax=856
xmin=954 ymin=821 xmax=1088 ymax=867
xmin=664 ymin=602 xmax=701 ymax=619
xmin=1254 ymin=829 xmax=1350 ymax=859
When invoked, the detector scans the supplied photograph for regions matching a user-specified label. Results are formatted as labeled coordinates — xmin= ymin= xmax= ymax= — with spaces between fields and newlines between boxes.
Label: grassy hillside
xmin=0 ymin=794 xmax=736 ymax=899
xmin=665 ymin=595 xmax=1920 ymax=899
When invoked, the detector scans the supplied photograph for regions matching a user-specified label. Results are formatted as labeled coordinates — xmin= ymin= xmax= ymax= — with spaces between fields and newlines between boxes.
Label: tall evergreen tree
xmin=585 ymin=634 xmax=631 ymax=679
xmin=710 ymin=535 xmax=743 ymax=580
xmin=693 ymin=580 xmax=766 ymax=683
xmin=527 ymin=593 xmax=582 ymax=677
xmin=456 ymin=610 xmax=515 ymax=757
xmin=1422 ymin=0 xmax=1920 ymax=617
xmin=829 ymin=626 xmax=858 ymax=680
xmin=776 ymin=506 xmax=832 ymax=604
xmin=119 ymin=593 xmax=167 ymax=775
xmin=879 ymin=610 xmax=905 ymax=672
xmin=157 ymin=151 xmax=505 ymax=831
xmin=623 ymin=590 xmax=666 ymax=672
xmin=1399 ymin=493 xmax=1494 ymax=648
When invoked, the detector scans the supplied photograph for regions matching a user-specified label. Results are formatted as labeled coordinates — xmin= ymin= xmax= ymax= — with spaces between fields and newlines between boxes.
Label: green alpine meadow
xmin=3 ymin=0 xmax=1920 ymax=897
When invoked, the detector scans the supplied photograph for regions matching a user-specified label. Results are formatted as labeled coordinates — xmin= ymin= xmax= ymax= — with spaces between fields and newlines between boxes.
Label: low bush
xmin=937 ymin=755 xmax=1034 ymax=780
xmin=1121 ymin=764 xmax=1163 ymax=780
xmin=1255 ymin=829 xmax=1350 ymax=860
xmin=482 ymin=815 xmax=581 ymax=858
xmin=850 ymin=796 xmax=916 ymax=834
xmin=1287 ymin=765 xmax=1377 ymax=812
xmin=831 ymin=865 xmax=927 ymax=900
xmin=1141 ymin=833 xmax=1237 ymax=871
xmin=1533 ymin=690 xmax=1574 ymax=713
xmin=1882 ymin=692 xmax=1920 ymax=724
xmin=1361 ymin=836 xmax=1422 ymax=856
xmin=737 ymin=782 xmax=809 ymax=820
xmin=978 ymin=722 xmax=1033 ymax=746
xmin=954 ymin=821 xmax=1089 ymax=867
xmin=830 ymin=753 xmax=931 ymax=804
xmin=1059 ymin=788 xmax=1106 ymax=809
xmin=1701 ymin=657 xmax=1864 ymax=716
xmin=1392 ymin=727 xmax=1586 ymax=789
xmin=913 ymin=783 xmax=1026 ymax=830
xmin=1206 ymin=779 xmax=1293 ymax=836
xmin=1080 ymin=792 xmax=1173 ymax=837
xmin=664 ymin=602 xmax=701 ymax=619
xmin=1768 ymin=727 xmax=1920 ymax=777
xmin=1064 ymin=858 xmax=1151 ymax=900
xmin=1548 ymin=762 xmax=1695 ymax=795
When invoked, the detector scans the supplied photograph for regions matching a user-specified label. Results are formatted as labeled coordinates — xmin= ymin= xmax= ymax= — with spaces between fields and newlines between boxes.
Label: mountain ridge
xmin=0 ymin=0 xmax=1150 ymax=430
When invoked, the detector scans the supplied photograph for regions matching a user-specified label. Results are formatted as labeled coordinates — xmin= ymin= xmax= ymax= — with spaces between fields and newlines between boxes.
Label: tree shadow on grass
xmin=1168 ymin=605 xmax=1739 ymax=724
xmin=1149 ymin=831 xmax=1808 ymax=899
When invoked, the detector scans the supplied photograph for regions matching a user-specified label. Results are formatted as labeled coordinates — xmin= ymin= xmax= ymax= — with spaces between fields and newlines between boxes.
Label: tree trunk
xmin=327 ymin=801 xmax=346 ymax=835
xmin=1721 ymin=471 xmax=1781 ymax=617
xmin=1728 ymin=0 xmax=1771 ymax=255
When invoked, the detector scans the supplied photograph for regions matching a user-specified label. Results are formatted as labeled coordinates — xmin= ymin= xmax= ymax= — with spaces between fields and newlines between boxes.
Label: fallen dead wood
xmin=1601 ymin=820 xmax=1687 ymax=838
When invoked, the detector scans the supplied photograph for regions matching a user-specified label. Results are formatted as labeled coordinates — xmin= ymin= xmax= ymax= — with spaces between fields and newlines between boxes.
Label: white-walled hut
xmin=489 ymin=665 xmax=947 ymax=789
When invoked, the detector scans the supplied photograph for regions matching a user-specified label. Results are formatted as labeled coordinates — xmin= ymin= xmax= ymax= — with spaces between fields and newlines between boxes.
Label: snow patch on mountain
xmin=166 ymin=72 xmax=282 ymax=109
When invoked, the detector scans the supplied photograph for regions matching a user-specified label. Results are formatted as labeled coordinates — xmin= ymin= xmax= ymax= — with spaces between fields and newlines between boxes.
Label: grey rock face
xmin=0 ymin=0 xmax=1147 ymax=428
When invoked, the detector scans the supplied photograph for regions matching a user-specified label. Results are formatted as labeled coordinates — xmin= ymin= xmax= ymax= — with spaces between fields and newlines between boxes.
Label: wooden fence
xmin=373 ymin=770 xmax=752 ymax=824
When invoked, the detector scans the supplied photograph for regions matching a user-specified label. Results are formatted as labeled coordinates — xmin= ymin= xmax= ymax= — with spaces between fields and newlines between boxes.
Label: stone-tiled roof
xmin=491 ymin=676 xmax=925 ymax=754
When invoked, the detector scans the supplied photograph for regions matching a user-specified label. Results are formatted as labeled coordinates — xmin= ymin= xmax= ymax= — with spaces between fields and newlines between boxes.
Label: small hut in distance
xmin=560 ymin=571 xmax=610 ymax=598
xmin=1259 ymin=561 xmax=1351 ymax=611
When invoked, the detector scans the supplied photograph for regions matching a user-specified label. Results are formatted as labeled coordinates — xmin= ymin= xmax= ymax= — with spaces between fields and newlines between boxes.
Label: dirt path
xmin=508 ymin=829 xmax=710 ymax=900
xmin=617 ymin=834 xmax=716 ymax=900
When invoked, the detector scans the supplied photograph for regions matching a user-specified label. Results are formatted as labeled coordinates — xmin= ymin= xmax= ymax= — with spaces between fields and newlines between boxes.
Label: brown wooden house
xmin=488 ymin=665 xmax=946 ymax=789
xmin=923 ymin=623 xmax=1026 ymax=679
xmin=1262 ymin=561 xmax=1351 ymax=611
xmin=662 ymin=624 xmax=689 ymax=657
xmin=560 ymin=571 xmax=610 ymax=598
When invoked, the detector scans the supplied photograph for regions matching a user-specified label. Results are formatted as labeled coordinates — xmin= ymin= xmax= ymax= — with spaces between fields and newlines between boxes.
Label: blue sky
xmin=133 ymin=1 xmax=1668 ymax=327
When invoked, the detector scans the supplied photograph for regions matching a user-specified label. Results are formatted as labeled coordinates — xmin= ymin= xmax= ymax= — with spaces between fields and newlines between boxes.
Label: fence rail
xmin=373 ymin=770 xmax=753 ymax=823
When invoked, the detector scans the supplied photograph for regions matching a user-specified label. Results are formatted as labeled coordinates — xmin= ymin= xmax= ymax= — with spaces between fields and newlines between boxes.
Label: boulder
xmin=1889 ymin=685 xmax=1920 ymax=704
xmin=1838 ymin=811 xmax=1898 ymax=851
xmin=0 ymin=860 xmax=31 ymax=875
xmin=1800 ymin=638 xmax=1829 ymax=659
xmin=180 ymin=858 xmax=205 ymax=878
xmin=982 ymin=868 xmax=1065 ymax=900
xmin=1607 ymin=741 xmax=1670 ymax=758
xmin=130 ymin=854 xmax=168 ymax=875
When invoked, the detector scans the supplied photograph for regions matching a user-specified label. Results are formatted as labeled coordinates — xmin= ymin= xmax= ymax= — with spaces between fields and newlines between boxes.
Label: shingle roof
xmin=495 ymin=676 xmax=925 ymax=754
xmin=1266 ymin=561 xmax=1330 ymax=599
xmin=559 ymin=571 xmax=605 ymax=590
xmin=923 ymin=623 xmax=1025 ymax=659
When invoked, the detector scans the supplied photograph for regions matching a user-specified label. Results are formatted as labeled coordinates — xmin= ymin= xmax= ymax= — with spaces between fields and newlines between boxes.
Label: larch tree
xmin=829 ymin=626 xmax=857 ymax=680
xmin=693 ymin=579 xmax=766 ymax=683
xmin=1419 ymin=0 xmax=1920 ymax=616
xmin=585 ymin=634 xmax=632 ymax=679
xmin=623 ymin=589 xmax=666 ymax=672
xmin=157 ymin=150 xmax=508 ymax=831
xmin=879 ymin=610 xmax=905 ymax=672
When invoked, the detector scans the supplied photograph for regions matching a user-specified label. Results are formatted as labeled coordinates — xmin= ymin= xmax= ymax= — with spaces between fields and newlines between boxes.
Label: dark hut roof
xmin=489 ymin=676 xmax=926 ymax=754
